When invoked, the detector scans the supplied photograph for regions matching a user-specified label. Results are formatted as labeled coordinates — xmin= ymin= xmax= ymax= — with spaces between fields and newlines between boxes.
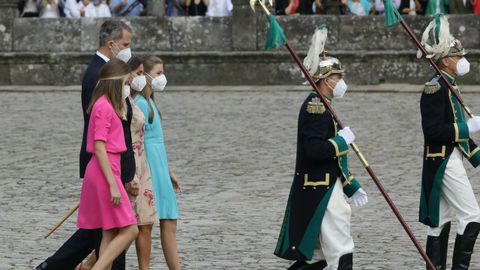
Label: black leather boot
xmin=304 ymin=260 xmax=327 ymax=270
xmin=451 ymin=222 xmax=480 ymax=270
xmin=337 ymin=253 xmax=353 ymax=270
xmin=288 ymin=261 xmax=308 ymax=270
xmin=426 ymin=222 xmax=451 ymax=270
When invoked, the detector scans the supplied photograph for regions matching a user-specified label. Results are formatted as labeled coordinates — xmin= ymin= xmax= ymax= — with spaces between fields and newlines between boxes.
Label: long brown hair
xmin=131 ymin=55 xmax=163 ymax=124
xmin=87 ymin=59 xmax=131 ymax=119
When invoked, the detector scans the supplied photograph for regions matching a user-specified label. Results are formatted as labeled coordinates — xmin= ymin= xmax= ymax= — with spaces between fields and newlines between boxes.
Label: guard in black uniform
xmin=275 ymin=27 xmax=368 ymax=270
xmin=418 ymin=15 xmax=480 ymax=270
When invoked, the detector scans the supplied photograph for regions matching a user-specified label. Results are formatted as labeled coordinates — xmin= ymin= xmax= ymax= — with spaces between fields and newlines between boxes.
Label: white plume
xmin=303 ymin=27 xmax=328 ymax=77
xmin=417 ymin=16 xmax=454 ymax=60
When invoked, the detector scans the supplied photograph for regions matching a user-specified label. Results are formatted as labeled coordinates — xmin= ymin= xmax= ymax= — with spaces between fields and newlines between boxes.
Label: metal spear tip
xmin=250 ymin=0 xmax=273 ymax=12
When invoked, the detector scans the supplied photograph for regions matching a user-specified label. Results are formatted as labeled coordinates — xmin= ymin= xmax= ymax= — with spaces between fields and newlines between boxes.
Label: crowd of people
xmin=17 ymin=0 xmax=480 ymax=18
xmin=16 ymin=0 xmax=233 ymax=18
xmin=276 ymin=0 xmax=480 ymax=15
xmin=35 ymin=21 xmax=182 ymax=270
xmin=18 ymin=0 xmax=142 ymax=17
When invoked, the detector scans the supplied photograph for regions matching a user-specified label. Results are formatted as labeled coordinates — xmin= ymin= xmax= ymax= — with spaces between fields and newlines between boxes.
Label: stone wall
xmin=0 ymin=6 xmax=479 ymax=85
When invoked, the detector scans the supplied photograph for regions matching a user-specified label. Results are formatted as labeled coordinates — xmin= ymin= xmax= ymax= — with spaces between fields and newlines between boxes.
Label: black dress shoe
xmin=304 ymin=260 xmax=327 ymax=270
xmin=288 ymin=261 xmax=309 ymax=270
xmin=35 ymin=261 xmax=49 ymax=270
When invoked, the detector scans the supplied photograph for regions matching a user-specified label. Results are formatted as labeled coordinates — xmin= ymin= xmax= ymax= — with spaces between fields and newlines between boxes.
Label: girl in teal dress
xmin=131 ymin=55 xmax=182 ymax=270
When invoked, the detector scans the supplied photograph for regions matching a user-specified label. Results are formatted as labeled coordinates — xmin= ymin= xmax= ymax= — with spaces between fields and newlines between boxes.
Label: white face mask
xmin=149 ymin=74 xmax=168 ymax=92
xmin=113 ymin=43 xmax=132 ymax=63
xmin=131 ymin=75 xmax=146 ymax=92
xmin=326 ymin=78 xmax=348 ymax=99
xmin=455 ymin=57 xmax=470 ymax=76
xmin=122 ymin=85 xmax=130 ymax=99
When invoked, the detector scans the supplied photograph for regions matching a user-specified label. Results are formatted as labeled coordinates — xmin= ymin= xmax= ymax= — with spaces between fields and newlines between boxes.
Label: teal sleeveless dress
xmin=135 ymin=95 xmax=179 ymax=219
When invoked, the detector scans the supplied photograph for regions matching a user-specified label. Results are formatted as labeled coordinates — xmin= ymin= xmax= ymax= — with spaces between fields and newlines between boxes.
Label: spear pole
xmin=44 ymin=202 xmax=79 ymax=239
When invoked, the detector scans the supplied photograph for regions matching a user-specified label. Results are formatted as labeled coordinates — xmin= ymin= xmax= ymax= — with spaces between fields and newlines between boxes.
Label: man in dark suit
xmin=36 ymin=20 xmax=136 ymax=270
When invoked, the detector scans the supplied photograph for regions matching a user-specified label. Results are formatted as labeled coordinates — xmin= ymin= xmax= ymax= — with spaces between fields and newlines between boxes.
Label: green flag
xmin=383 ymin=0 xmax=402 ymax=27
xmin=264 ymin=14 xmax=287 ymax=51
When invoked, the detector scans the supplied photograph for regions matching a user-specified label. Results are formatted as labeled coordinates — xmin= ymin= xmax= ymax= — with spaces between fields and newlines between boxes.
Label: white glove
xmin=467 ymin=116 xmax=480 ymax=136
xmin=351 ymin=188 xmax=368 ymax=207
xmin=338 ymin=126 xmax=355 ymax=145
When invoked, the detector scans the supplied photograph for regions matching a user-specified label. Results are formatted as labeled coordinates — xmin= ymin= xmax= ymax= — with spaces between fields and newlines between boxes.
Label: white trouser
xmin=428 ymin=148 xmax=480 ymax=236
xmin=311 ymin=179 xmax=354 ymax=269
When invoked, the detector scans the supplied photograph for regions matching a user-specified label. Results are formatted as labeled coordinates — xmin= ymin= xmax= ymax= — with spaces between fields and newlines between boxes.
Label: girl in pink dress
xmin=77 ymin=59 xmax=138 ymax=270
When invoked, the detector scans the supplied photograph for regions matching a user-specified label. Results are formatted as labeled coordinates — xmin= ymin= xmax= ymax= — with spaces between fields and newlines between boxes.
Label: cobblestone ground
xmin=1 ymin=90 xmax=480 ymax=270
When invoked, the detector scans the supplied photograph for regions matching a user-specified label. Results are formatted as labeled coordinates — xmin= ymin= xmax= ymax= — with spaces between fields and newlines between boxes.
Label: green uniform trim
xmin=332 ymin=119 xmax=361 ymax=197
xmin=442 ymin=70 xmax=456 ymax=85
xmin=277 ymin=197 xmax=292 ymax=256
xmin=454 ymin=123 xmax=469 ymax=143
xmin=468 ymin=147 xmax=480 ymax=168
xmin=420 ymin=155 xmax=450 ymax=227
xmin=449 ymin=86 xmax=470 ymax=149
xmin=298 ymin=186 xmax=334 ymax=260
xmin=343 ymin=178 xmax=362 ymax=198
xmin=328 ymin=136 xmax=349 ymax=157
xmin=338 ymin=155 xmax=361 ymax=197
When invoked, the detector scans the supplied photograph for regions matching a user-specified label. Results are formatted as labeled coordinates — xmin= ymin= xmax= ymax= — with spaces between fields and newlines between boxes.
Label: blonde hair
xmin=87 ymin=59 xmax=131 ymax=119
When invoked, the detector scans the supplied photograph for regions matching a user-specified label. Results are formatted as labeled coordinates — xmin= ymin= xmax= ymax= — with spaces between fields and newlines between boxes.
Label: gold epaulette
xmin=424 ymin=77 xmax=441 ymax=94
xmin=306 ymin=97 xmax=325 ymax=114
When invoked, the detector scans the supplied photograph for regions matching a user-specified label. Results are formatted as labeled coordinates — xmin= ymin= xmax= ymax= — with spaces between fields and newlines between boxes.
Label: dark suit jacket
xmin=79 ymin=54 xmax=135 ymax=184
